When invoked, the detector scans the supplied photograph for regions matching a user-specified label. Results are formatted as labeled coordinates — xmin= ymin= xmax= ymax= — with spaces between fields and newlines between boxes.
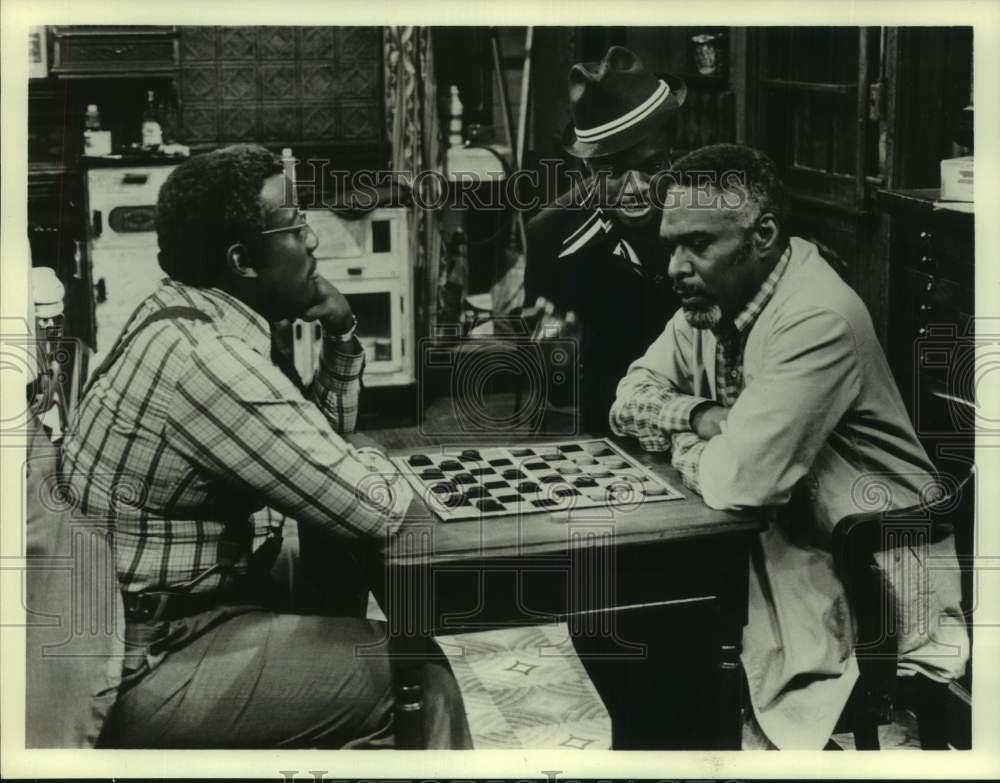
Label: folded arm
xmin=609 ymin=315 xmax=715 ymax=451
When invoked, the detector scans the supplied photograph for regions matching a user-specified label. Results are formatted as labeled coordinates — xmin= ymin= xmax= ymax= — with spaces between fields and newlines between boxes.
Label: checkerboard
xmin=392 ymin=438 xmax=684 ymax=522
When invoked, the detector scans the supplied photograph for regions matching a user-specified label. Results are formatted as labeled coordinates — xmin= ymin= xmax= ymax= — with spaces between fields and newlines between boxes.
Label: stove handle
xmin=92 ymin=210 xmax=102 ymax=238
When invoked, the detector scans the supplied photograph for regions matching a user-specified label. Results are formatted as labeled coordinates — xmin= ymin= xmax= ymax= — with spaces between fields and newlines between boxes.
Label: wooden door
xmin=747 ymin=27 xmax=884 ymax=337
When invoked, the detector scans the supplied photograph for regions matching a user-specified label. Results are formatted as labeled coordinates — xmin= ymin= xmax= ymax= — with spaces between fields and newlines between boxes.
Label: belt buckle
xmin=136 ymin=591 xmax=171 ymax=622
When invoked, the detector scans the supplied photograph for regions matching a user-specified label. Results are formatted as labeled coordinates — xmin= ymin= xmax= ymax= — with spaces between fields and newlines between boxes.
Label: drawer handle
xmin=347 ymin=267 xmax=363 ymax=276
xmin=122 ymin=173 xmax=149 ymax=185
xmin=92 ymin=210 xmax=103 ymax=237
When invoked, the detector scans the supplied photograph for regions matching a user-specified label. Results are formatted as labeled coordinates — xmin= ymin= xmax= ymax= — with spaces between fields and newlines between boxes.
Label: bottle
xmin=85 ymin=104 xmax=101 ymax=131
xmin=83 ymin=104 xmax=111 ymax=156
xmin=141 ymin=90 xmax=163 ymax=150
xmin=280 ymin=147 xmax=298 ymax=209
xmin=448 ymin=85 xmax=464 ymax=148
xmin=281 ymin=147 xmax=296 ymax=183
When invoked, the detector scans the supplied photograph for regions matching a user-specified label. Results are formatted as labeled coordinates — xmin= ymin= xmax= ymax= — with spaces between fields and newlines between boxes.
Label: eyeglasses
xmin=259 ymin=211 xmax=314 ymax=239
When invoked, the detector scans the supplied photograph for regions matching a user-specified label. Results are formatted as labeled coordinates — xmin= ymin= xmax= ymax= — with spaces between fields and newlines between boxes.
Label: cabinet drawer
xmin=52 ymin=35 xmax=179 ymax=75
xmin=898 ymin=219 xmax=975 ymax=288
xmin=900 ymin=268 xmax=969 ymax=319
xmin=315 ymin=256 xmax=400 ymax=282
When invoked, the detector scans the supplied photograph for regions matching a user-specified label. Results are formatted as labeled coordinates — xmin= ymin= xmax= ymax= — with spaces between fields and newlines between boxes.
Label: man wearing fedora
xmin=524 ymin=45 xmax=686 ymax=433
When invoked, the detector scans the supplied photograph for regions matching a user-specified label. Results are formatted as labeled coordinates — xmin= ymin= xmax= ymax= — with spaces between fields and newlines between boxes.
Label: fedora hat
xmin=562 ymin=46 xmax=686 ymax=160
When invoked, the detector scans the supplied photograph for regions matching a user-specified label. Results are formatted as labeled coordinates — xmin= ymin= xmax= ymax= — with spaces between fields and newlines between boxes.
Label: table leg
xmin=716 ymin=537 xmax=751 ymax=749
xmin=393 ymin=661 xmax=425 ymax=749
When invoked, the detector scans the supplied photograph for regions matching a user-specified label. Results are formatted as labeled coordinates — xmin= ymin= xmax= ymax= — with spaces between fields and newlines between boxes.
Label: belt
xmin=123 ymin=529 xmax=283 ymax=623
xmin=122 ymin=588 xmax=241 ymax=623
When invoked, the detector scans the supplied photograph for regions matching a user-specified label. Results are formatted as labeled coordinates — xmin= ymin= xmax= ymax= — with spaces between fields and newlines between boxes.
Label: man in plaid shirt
xmin=611 ymin=144 xmax=968 ymax=748
xmin=60 ymin=145 xmax=470 ymax=748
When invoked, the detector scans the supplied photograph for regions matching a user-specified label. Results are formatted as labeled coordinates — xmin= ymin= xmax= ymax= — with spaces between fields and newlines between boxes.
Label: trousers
xmin=100 ymin=604 xmax=471 ymax=748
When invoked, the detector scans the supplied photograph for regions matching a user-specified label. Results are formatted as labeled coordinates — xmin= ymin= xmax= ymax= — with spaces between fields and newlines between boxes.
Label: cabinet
xmin=878 ymin=188 xmax=974 ymax=457
xmin=879 ymin=188 xmax=975 ymax=714
xmin=292 ymin=208 xmax=415 ymax=388
xmin=50 ymin=26 xmax=179 ymax=77
xmin=83 ymin=162 xmax=178 ymax=363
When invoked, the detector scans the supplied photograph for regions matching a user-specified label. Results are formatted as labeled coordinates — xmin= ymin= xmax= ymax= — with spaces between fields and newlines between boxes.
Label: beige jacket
xmin=617 ymin=238 xmax=968 ymax=747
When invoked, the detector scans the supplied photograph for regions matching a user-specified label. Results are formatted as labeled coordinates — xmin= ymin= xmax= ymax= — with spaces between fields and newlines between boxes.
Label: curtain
xmin=384 ymin=26 xmax=444 ymax=340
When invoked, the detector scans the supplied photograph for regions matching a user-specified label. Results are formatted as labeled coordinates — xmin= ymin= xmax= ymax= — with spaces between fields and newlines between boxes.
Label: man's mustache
xmin=673 ymin=285 xmax=707 ymax=298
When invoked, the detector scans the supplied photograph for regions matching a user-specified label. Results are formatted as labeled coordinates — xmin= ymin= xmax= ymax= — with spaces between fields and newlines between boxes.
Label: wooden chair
xmin=832 ymin=467 xmax=974 ymax=750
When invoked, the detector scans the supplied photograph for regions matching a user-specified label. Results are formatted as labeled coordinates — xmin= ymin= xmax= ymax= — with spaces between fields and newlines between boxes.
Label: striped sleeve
xmin=164 ymin=336 xmax=409 ymax=541
xmin=311 ymin=335 xmax=366 ymax=435
xmin=669 ymin=431 xmax=706 ymax=493
xmin=609 ymin=316 xmax=713 ymax=451
xmin=609 ymin=377 xmax=710 ymax=452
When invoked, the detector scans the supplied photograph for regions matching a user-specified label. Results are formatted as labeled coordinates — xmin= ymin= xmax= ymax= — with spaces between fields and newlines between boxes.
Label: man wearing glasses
xmin=524 ymin=46 xmax=686 ymax=432
xmin=59 ymin=144 xmax=471 ymax=748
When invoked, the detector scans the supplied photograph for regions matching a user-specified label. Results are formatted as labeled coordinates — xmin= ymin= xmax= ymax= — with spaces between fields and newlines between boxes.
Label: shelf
xmin=760 ymin=78 xmax=856 ymax=95
xmin=877 ymin=188 xmax=975 ymax=221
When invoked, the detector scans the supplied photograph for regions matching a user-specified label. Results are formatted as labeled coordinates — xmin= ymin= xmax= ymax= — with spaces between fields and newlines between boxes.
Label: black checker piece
xmin=460 ymin=449 xmax=482 ymax=461
xmin=516 ymin=481 xmax=540 ymax=493
xmin=465 ymin=485 xmax=489 ymax=499
xmin=443 ymin=493 xmax=470 ymax=508
xmin=453 ymin=473 xmax=476 ymax=485
xmin=420 ymin=469 xmax=445 ymax=480
xmin=470 ymin=466 xmax=495 ymax=476
xmin=488 ymin=457 xmax=513 ymax=467
xmin=501 ymin=468 xmax=527 ymax=480
xmin=439 ymin=460 xmax=463 ymax=471
xmin=539 ymin=474 xmax=563 ymax=484
xmin=408 ymin=453 xmax=432 ymax=466
xmin=572 ymin=477 xmax=598 ymax=488
xmin=476 ymin=499 xmax=505 ymax=512
xmin=497 ymin=494 xmax=520 ymax=503
xmin=430 ymin=482 xmax=456 ymax=494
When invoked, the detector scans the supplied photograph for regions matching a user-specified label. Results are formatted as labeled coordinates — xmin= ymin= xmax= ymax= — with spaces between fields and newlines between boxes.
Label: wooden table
xmin=368 ymin=431 xmax=763 ymax=749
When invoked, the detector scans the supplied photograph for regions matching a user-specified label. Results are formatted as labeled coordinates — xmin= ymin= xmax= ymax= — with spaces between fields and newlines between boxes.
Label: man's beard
xmin=682 ymin=303 xmax=723 ymax=330
xmin=678 ymin=234 xmax=755 ymax=331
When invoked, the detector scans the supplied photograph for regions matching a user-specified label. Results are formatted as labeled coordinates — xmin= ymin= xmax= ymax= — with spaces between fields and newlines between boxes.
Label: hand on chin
xmin=300 ymin=275 xmax=353 ymax=333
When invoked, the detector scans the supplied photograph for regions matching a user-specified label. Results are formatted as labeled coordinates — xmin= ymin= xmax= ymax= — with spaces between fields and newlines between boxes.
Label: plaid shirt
xmin=61 ymin=280 xmax=411 ymax=595
xmin=611 ymin=249 xmax=791 ymax=491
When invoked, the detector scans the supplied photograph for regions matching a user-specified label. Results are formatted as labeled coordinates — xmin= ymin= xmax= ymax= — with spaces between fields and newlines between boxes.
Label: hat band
xmin=574 ymin=80 xmax=670 ymax=143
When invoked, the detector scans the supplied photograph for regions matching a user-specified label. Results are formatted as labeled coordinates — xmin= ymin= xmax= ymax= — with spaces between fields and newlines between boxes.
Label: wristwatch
xmin=332 ymin=314 xmax=358 ymax=343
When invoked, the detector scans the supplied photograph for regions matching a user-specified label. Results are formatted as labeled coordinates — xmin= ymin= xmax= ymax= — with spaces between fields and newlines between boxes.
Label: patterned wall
xmin=178 ymin=26 xmax=383 ymax=146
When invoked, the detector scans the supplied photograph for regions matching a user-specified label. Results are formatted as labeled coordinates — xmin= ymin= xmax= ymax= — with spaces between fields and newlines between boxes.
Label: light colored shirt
xmin=62 ymin=279 xmax=412 ymax=595
xmin=611 ymin=248 xmax=791 ymax=486
xmin=610 ymin=237 xmax=968 ymax=747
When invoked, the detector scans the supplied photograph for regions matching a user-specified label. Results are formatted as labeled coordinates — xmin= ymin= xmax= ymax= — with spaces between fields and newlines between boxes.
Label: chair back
xmin=831 ymin=466 xmax=974 ymax=747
